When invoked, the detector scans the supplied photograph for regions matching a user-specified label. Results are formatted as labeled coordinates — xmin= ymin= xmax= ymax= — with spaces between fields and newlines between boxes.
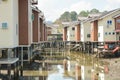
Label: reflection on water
xmin=47 ymin=65 xmax=74 ymax=80
xmin=22 ymin=51 xmax=108 ymax=80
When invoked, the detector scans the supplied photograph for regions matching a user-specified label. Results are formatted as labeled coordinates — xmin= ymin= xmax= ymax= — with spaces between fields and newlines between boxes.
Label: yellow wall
xmin=98 ymin=10 xmax=120 ymax=41
xmin=81 ymin=21 xmax=91 ymax=42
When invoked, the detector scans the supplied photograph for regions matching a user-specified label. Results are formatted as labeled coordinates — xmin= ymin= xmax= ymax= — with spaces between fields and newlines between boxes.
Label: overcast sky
xmin=37 ymin=0 xmax=120 ymax=22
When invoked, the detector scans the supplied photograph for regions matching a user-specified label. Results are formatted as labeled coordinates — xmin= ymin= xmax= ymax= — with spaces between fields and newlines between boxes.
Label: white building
xmin=62 ymin=22 xmax=77 ymax=41
xmin=0 ymin=0 xmax=18 ymax=48
xmin=80 ymin=18 xmax=91 ymax=42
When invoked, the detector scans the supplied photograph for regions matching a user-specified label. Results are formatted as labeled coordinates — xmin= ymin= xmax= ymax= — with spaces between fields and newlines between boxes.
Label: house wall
xmin=115 ymin=16 xmax=120 ymax=29
xmin=91 ymin=20 xmax=98 ymax=41
xmin=63 ymin=27 xmax=67 ymax=41
xmin=81 ymin=22 xmax=91 ymax=42
xmin=43 ymin=24 xmax=45 ymax=41
xmin=67 ymin=26 xmax=75 ymax=41
xmin=19 ymin=0 xmax=32 ymax=45
xmin=115 ymin=16 xmax=120 ymax=41
xmin=98 ymin=11 xmax=120 ymax=41
xmin=32 ymin=10 xmax=39 ymax=42
xmin=0 ymin=0 xmax=18 ymax=48
xmin=75 ymin=24 xmax=80 ymax=42
xmin=40 ymin=22 xmax=44 ymax=41
xmin=81 ymin=24 xmax=84 ymax=41
xmin=39 ymin=18 xmax=42 ymax=41
xmin=28 ymin=1 xmax=33 ymax=44
xmin=44 ymin=25 xmax=47 ymax=41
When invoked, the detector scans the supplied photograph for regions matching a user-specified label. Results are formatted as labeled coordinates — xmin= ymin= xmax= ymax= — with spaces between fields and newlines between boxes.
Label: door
xmin=98 ymin=26 xmax=104 ymax=41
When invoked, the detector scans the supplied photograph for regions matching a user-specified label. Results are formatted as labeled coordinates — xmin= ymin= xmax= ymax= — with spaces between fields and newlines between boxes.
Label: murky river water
xmin=21 ymin=51 xmax=110 ymax=80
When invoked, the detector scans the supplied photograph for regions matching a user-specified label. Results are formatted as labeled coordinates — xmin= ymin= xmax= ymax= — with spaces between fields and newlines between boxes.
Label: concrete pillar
xmin=63 ymin=59 xmax=68 ymax=71
xmin=75 ymin=24 xmax=80 ymax=42
xmin=63 ymin=27 xmax=67 ymax=41
xmin=75 ymin=63 xmax=81 ymax=80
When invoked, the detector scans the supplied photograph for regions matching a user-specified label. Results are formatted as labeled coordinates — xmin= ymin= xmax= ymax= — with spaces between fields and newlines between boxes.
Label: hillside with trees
xmin=54 ymin=8 xmax=101 ymax=23
xmin=54 ymin=8 xmax=106 ymax=33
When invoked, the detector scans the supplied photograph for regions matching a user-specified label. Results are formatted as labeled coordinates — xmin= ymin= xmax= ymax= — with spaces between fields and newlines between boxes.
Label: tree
xmin=70 ymin=11 xmax=78 ymax=21
xmin=79 ymin=10 xmax=89 ymax=17
xmin=60 ymin=11 xmax=71 ymax=22
xmin=90 ymin=8 xmax=99 ymax=14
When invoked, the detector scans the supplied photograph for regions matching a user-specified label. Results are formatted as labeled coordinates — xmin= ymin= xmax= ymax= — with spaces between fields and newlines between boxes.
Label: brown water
xmin=21 ymin=51 xmax=109 ymax=80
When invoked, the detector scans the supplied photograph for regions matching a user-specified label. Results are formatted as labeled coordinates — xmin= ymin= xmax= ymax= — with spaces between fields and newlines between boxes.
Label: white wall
xmin=81 ymin=24 xmax=84 ymax=41
xmin=81 ymin=22 xmax=91 ymax=42
xmin=98 ymin=26 xmax=104 ymax=41
xmin=67 ymin=26 xmax=75 ymax=41
xmin=28 ymin=0 xmax=33 ymax=44
xmin=0 ymin=0 xmax=18 ymax=48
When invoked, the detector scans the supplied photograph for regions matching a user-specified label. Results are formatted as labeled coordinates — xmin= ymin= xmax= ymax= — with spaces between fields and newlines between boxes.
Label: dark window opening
xmin=72 ymin=27 xmax=75 ymax=30
xmin=87 ymin=34 xmax=91 ymax=38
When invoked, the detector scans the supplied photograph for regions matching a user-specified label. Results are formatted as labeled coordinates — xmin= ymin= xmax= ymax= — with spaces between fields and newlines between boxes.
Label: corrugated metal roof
xmin=112 ymin=13 xmax=120 ymax=18
xmin=90 ymin=8 xmax=120 ymax=22
xmin=62 ymin=21 xmax=80 ymax=27
xmin=99 ymin=8 xmax=120 ymax=19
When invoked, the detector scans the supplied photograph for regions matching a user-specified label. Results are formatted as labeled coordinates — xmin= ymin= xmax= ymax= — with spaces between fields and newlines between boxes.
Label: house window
xmin=105 ymin=32 xmax=107 ymax=35
xmin=107 ymin=20 xmax=112 ymax=25
xmin=72 ymin=27 xmax=75 ymax=30
xmin=116 ymin=32 xmax=119 ymax=35
xmin=87 ymin=34 xmax=91 ymax=38
xmin=2 ymin=22 xmax=8 ymax=29
xmin=98 ymin=33 xmax=100 ymax=37
xmin=112 ymin=32 xmax=115 ymax=35
xmin=109 ymin=32 xmax=111 ymax=35
xmin=117 ymin=19 xmax=120 ymax=23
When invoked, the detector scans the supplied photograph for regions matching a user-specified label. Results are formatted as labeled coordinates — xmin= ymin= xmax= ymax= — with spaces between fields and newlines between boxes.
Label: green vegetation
xmin=55 ymin=8 xmax=100 ymax=22
xmin=54 ymin=8 xmax=104 ymax=33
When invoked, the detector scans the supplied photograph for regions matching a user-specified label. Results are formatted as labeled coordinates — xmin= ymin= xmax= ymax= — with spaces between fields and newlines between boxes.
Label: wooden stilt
xmin=7 ymin=64 xmax=11 ymax=80
xmin=20 ymin=47 xmax=23 ymax=76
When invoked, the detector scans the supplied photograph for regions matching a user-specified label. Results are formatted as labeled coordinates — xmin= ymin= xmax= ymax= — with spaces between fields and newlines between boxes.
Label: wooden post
xmin=7 ymin=64 xmax=11 ymax=80
xmin=0 ymin=64 xmax=1 ymax=74
xmin=20 ymin=47 xmax=23 ymax=76
xmin=14 ymin=63 xmax=17 ymax=80
xmin=28 ymin=47 xmax=30 ymax=62
xmin=17 ymin=61 xmax=19 ymax=78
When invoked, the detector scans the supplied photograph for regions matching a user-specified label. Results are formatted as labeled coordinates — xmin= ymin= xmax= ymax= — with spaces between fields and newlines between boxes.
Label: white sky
xmin=37 ymin=0 xmax=120 ymax=22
